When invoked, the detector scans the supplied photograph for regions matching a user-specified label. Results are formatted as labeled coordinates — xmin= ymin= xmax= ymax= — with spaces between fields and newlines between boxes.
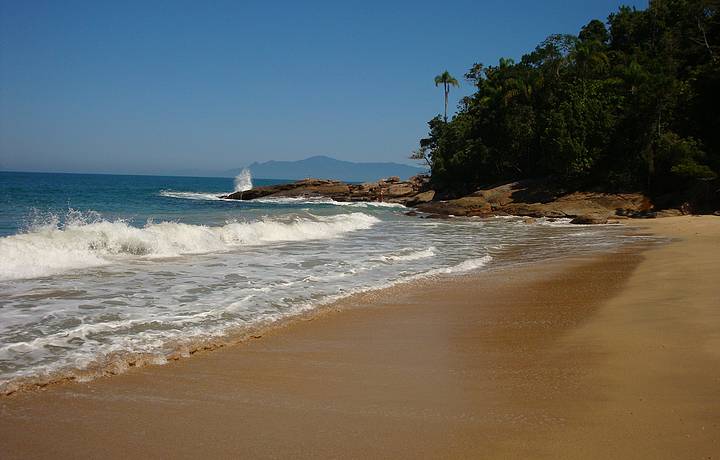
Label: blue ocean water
xmin=0 ymin=171 xmax=288 ymax=236
xmin=0 ymin=171 xmax=636 ymax=393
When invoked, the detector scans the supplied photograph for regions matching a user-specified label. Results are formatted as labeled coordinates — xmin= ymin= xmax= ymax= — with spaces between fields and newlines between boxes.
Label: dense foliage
xmin=418 ymin=0 xmax=719 ymax=197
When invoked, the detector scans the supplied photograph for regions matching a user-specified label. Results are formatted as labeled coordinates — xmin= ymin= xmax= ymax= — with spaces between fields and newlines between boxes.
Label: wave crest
xmin=380 ymin=246 xmax=436 ymax=262
xmin=159 ymin=190 xmax=225 ymax=201
xmin=0 ymin=212 xmax=379 ymax=281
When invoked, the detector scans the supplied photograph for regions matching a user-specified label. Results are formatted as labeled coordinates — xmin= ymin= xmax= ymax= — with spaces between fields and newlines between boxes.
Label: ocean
xmin=0 ymin=171 xmax=638 ymax=393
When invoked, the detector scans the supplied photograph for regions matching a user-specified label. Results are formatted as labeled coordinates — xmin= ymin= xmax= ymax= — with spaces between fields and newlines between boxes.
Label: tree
xmin=570 ymin=39 xmax=609 ymax=79
xmin=419 ymin=1 xmax=719 ymax=198
xmin=579 ymin=19 xmax=610 ymax=44
xmin=410 ymin=146 xmax=432 ymax=168
xmin=434 ymin=71 xmax=460 ymax=122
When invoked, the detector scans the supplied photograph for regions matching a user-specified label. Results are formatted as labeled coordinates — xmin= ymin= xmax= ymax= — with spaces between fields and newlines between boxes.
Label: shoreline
xmin=0 ymin=216 xmax=624 ymax=397
xmin=0 ymin=216 xmax=718 ymax=458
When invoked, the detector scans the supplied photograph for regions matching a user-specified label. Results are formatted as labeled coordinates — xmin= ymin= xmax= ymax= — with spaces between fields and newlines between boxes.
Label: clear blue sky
xmin=0 ymin=0 xmax=647 ymax=176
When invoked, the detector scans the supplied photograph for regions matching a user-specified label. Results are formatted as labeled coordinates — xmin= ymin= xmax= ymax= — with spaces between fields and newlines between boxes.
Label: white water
xmin=0 ymin=213 xmax=379 ymax=281
xmin=253 ymin=196 xmax=407 ymax=208
xmin=160 ymin=192 xmax=408 ymax=208
xmin=159 ymin=190 xmax=226 ymax=201
xmin=0 ymin=204 xmax=637 ymax=394
xmin=379 ymin=246 xmax=436 ymax=262
xmin=234 ymin=168 xmax=253 ymax=193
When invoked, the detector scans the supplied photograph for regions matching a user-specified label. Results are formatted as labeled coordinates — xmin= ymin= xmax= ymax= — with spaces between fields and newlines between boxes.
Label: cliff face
xmin=222 ymin=175 xmax=435 ymax=206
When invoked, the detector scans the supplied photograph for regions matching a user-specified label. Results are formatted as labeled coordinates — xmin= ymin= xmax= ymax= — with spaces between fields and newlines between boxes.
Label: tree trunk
xmin=444 ymin=83 xmax=449 ymax=122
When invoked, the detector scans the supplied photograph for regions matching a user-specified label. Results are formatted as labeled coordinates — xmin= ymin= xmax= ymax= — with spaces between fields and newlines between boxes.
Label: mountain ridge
xmin=226 ymin=156 xmax=427 ymax=182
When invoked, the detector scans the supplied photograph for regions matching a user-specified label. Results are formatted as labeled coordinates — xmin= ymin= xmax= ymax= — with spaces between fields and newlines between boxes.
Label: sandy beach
xmin=1 ymin=216 xmax=718 ymax=459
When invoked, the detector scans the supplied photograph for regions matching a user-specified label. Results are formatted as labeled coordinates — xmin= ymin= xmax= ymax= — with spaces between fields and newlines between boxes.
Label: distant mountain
xmin=226 ymin=156 xmax=427 ymax=182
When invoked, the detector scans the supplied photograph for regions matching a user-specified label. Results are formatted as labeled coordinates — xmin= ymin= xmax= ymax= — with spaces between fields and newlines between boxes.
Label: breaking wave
xmin=159 ymin=190 xmax=226 ymax=201
xmin=0 ymin=212 xmax=379 ymax=281
xmin=158 ymin=191 xmax=406 ymax=208
xmin=379 ymin=246 xmax=436 ymax=262
xmin=425 ymin=255 xmax=493 ymax=275
xmin=254 ymin=196 xmax=407 ymax=208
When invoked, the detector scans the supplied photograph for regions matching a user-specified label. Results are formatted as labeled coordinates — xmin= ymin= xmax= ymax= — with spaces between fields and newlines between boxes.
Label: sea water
xmin=0 ymin=171 xmax=636 ymax=392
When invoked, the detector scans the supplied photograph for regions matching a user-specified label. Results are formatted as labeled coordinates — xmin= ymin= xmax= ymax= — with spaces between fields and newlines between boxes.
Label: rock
xmin=223 ymin=175 xmax=659 ymax=221
xmin=404 ymin=211 xmax=418 ymax=217
xmin=222 ymin=175 xmax=428 ymax=205
xmin=404 ymin=190 xmax=435 ymax=206
xmin=630 ymin=210 xmax=657 ymax=219
xmin=411 ymin=179 xmax=651 ymax=221
xmin=465 ymin=210 xmax=493 ymax=218
xmin=570 ymin=215 xmax=609 ymax=225
xmin=385 ymin=183 xmax=416 ymax=197
xmin=357 ymin=182 xmax=378 ymax=192
xmin=415 ymin=196 xmax=491 ymax=216
xmin=655 ymin=208 xmax=684 ymax=218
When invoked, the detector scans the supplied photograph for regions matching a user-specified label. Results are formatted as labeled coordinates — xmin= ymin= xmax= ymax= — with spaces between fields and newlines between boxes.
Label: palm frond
xmin=434 ymin=70 xmax=460 ymax=87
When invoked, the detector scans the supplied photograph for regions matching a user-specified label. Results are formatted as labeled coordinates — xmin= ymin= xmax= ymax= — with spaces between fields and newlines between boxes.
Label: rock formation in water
xmin=222 ymin=175 xmax=435 ymax=206
xmin=222 ymin=175 xmax=694 ymax=223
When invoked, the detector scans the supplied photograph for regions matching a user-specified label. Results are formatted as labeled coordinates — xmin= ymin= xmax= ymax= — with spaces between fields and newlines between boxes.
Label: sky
xmin=0 ymin=0 xmax=648 ymax=176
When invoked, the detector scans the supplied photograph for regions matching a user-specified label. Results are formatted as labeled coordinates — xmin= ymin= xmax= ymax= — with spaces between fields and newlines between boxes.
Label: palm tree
xmin=434 ymin=71 xmax=460 ymax=122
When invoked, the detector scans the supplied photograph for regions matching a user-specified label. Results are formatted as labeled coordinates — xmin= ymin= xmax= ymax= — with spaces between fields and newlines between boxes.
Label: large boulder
xmin=415 ymin=197 xmax=492 ymax=216
xmin=570 ymin=214 xmax=609 ymax=225
xmin=385 ymin=183 xmax=416 ymax=197
xmin=404 ymin=190 xmax=435 ymax=206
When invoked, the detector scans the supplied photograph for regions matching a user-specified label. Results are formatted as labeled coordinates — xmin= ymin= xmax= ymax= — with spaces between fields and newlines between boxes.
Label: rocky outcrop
xmin=222 ymin=175 xmax=670 ymax=224
xmin=414 ymin=180 xmax=653 ymax=223
xmin=222 ymin=175 xmax=432 ymax=205
xmin=570 ymin=215 xmax=609 ymax=225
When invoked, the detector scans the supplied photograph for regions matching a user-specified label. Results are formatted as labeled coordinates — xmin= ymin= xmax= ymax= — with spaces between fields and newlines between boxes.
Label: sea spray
xmin=234 ymin=168 xmax=253 ymax=193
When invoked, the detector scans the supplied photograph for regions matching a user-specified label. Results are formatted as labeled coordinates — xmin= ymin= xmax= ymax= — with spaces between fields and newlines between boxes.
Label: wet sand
xmin=0 ymin=216 xmax=718 ymax=459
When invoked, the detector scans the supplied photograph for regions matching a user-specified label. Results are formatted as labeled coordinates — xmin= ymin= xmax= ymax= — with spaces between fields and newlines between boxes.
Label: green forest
xmin=417 ymin=0 xmax=719 ymax=203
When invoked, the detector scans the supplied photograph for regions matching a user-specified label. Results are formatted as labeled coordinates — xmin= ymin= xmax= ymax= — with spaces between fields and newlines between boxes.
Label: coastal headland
xmin=222 ymin=175 xmax=714 ymax=223
xmin=1 ymin=216 xmax=718 ymax=458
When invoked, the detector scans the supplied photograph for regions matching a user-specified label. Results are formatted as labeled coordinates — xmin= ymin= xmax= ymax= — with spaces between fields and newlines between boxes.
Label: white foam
xmin=294 ymin=255 xmax=495 ymax=313
xmin=234 ymin=169 xmax=253 ymax=193
xmin=380 ymin=246 xmax=436 ymax=262
xmin=159 ymin=191 xmax=406 ymax=208
xmin=159 ymin=190 xmax=225 ymax=201
xmin=0 ymin=212 xmax=379 ymax=281
xmin=254 ymin=196 xmax=406 ymax=208
xmin=424 ymin=255 xmax=493 ymax=276
xmin=330 ymin=201 xmax=407 ymax=209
